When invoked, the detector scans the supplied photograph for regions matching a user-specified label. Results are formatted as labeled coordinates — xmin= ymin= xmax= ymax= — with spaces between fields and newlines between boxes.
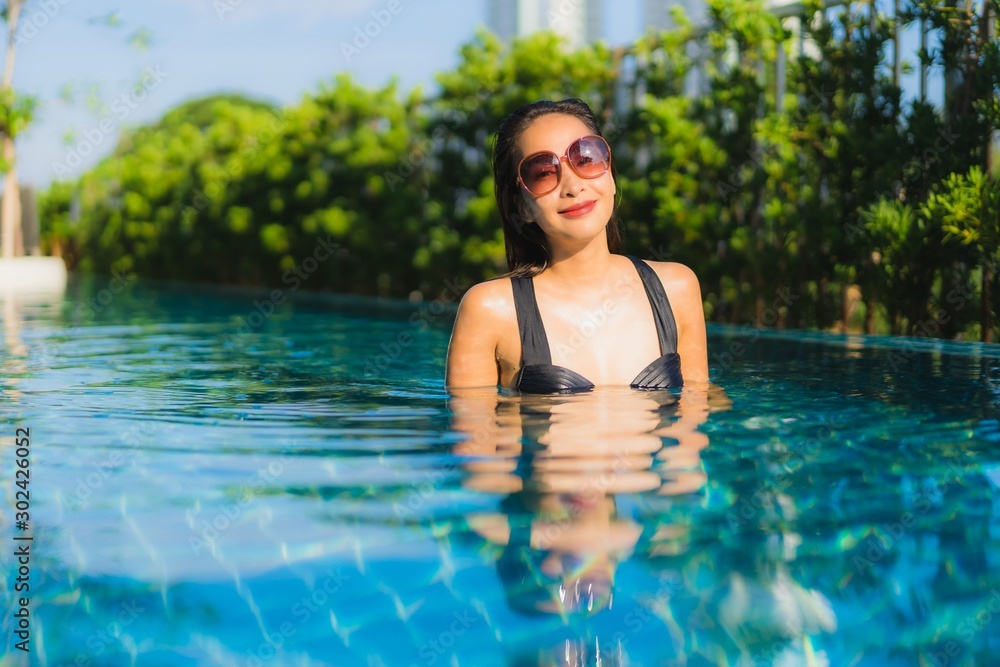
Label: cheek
xmin=519 ymin=193 xmax=540 ymax=220
xmin=524 ymin=191 xmax=562 ymax=220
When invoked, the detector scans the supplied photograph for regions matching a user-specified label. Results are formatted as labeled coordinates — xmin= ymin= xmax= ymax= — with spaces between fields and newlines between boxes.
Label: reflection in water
xmin=3 ymin=280 xmax=999 ymax=666
xmin=447 ymin=386 xmax=815 ymax=666
xmin=1 ymin=286 xmax=60 ymax=397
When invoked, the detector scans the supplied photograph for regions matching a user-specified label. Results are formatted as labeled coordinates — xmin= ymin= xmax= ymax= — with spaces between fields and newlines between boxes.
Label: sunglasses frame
xmin=516 ymin=135 xmax=612 ymax=197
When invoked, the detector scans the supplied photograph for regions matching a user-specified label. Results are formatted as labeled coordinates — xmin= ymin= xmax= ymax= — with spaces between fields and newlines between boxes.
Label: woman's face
xmin=515 ymin=113 xmax=616 ymax=246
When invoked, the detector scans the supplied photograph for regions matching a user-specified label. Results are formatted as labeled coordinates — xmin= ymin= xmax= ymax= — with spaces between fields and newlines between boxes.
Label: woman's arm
xmin=445 ymin=281 xmax=506 ymax=389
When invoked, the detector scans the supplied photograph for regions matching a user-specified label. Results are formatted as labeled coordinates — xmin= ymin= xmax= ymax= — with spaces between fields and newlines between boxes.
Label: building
xmin=487 ymin=0 xmax=602 ymax=49
xmin=642 ymin=0 xmax=821 ymax=101
xmin=644 ymin=0 xmax=706 ymax=30
xmin=644 ymin=0 xmax=806 ymax=30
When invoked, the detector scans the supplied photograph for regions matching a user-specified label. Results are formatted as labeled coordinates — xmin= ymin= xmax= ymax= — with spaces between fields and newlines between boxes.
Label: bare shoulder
xmin=456 ymin=277 xmax=516 ymax=321
xmin=447 ymin=277 xmax=517 ymax=388
xmin=642 ymin=260 xmax=702 ymax=303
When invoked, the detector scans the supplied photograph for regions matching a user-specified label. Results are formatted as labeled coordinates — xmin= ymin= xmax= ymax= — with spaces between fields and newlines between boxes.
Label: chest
xmin=497 ymin=283 xmax=666 ymax=387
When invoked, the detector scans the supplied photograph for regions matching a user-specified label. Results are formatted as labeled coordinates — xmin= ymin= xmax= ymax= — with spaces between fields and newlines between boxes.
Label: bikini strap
xmin=626 ymin=255 xmax=679 ymax=355
xmin=510 ymin=277 xmax=552 ymax=366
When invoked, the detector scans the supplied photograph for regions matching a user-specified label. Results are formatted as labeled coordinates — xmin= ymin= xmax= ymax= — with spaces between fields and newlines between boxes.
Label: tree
xmin=1 ymin=3 xmax=151 ymax=259
xmin=34 ymin=0 xmax=1000 ymax=341
xmin=1 ymin=0 xmax=33 ymax=258
xmin=924 ymin=166 xmax=1000 ymax=341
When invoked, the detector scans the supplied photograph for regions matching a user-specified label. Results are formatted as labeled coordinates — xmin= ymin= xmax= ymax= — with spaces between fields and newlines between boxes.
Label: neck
xmin=543 ymin=235 xmax=616 ymax=288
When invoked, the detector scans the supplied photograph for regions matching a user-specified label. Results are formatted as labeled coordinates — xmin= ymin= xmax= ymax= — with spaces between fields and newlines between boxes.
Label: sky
xmin=8 ymin=0 xmax=942 ymax=191
xmin=9 ymin=0 xmax=642 ymax=189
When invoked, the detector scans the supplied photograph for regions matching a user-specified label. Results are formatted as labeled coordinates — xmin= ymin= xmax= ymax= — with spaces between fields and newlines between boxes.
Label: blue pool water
xmin=1 ymin=275 xmax=999 ymax=666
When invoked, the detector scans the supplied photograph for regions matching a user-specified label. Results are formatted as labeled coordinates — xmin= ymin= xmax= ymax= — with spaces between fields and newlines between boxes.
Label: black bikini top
xmin=511 ymin=255 xmax=683 ymax=394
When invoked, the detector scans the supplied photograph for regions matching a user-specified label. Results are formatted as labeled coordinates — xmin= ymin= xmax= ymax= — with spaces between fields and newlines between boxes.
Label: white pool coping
xmin=0 ymin=256 xmax=68 ymax=295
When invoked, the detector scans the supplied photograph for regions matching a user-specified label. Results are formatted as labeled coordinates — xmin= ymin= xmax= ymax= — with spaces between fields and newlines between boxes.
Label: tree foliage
xmin=40 ymin=0 xmax=1000 ymax=340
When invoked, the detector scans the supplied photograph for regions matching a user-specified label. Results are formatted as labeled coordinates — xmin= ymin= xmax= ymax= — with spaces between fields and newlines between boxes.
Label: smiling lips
xmin=558 ymin=200 xmax=597 ymax=218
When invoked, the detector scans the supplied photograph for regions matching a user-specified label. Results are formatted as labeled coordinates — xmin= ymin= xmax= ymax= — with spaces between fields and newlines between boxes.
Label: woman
xmin=446 ymin=98 xmax=708 ymax=393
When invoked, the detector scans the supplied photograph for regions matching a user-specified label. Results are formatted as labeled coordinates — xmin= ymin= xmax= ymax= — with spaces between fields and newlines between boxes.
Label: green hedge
xmin=41 ymin=0 xmax=1000 ymax=339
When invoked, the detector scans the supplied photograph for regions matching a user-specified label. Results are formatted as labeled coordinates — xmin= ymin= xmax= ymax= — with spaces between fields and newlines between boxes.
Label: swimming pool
xmin=1 ymin=275 xmax=999 ymax=666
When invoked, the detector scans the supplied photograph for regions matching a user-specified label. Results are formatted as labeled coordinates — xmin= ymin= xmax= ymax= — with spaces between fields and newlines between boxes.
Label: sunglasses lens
xmin=518 ymin=136 xmax=611 ymax=196
xmin=568 ymin=136 xmax=610 ymax=178
xmin=520 ymin=153 xmax=561 ymax=195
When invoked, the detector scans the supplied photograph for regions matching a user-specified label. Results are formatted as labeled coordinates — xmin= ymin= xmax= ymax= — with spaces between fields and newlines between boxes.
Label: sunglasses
xmin=517 ymin=135 xmax=612 ymax=197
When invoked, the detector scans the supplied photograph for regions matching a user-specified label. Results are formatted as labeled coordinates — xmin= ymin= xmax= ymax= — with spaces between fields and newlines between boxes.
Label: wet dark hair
xmin=492 ymin=98 xmax=622 ymax=278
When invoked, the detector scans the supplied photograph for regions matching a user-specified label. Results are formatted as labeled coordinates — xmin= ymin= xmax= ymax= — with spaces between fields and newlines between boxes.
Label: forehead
xmin=517 ymin=113 xmax=593 ymax=157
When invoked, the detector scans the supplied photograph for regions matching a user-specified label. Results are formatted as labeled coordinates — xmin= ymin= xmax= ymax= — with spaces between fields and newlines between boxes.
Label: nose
xmin=558 ymin=161 xmax=585 ymax=197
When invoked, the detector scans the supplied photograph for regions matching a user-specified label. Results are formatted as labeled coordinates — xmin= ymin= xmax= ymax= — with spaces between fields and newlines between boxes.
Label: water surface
xmin=1 ymin=275 xmax=999 ymax=666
